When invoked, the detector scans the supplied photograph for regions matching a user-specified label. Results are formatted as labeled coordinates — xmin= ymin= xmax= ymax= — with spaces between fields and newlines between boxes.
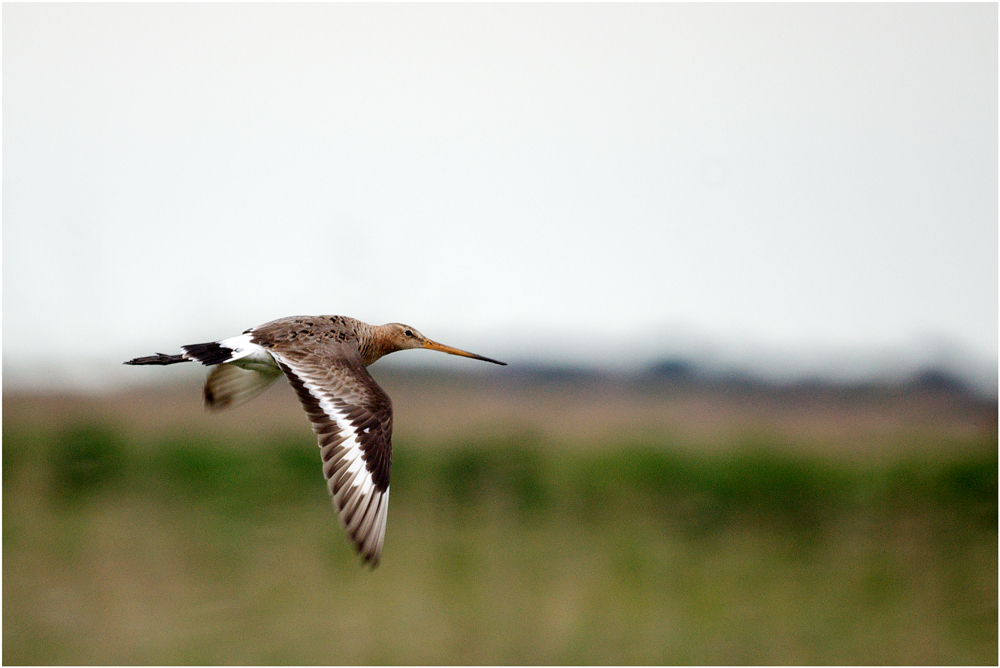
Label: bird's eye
xmin=404 ymin=329 xmax=413 ymax=337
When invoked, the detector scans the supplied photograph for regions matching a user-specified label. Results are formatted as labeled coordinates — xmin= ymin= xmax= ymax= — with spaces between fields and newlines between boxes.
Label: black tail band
xmin=181 ymin=342 xmax=233 ymax=366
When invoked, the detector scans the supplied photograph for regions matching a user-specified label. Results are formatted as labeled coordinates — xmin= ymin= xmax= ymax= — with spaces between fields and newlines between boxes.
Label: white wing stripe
xmin=338 ymin=468 xmax=366 ymax=516
xmin=355 ymin=491 xmax=381 ymax=538
xmin=346 ymin=492 xmax=374 ymax=533
xmin=334 ymin=457 xmax=365 ymax=498
xmin=365 ymin=491 xmax=389 ymax=556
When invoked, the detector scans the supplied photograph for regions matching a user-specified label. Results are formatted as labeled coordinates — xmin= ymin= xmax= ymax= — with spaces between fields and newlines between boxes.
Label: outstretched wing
xmin=265 ymin=346 xmax=393 ymax=567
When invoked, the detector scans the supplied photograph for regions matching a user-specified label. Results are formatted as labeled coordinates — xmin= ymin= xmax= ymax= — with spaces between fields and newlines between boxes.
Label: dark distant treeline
xmin=645 ymin=359 xmax=981 ymax=393
xmin=387 ymin=357 xmax=998 ymax=405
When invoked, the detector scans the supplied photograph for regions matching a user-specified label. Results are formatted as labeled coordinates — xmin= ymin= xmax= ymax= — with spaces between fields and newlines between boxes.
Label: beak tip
xmin=424 ymin=340 xmax=507 ymax=367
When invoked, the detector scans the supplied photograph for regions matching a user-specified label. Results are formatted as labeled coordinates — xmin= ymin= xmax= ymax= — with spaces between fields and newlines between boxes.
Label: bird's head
xmin=383 ymin=323 xmax=506 ymax=366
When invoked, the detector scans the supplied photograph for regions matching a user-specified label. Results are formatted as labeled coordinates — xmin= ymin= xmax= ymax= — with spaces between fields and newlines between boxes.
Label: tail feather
xmin=126 ymin=334 xmax=282 ymax=411
xmin=124 ymin=353 xmax=189 ymax=366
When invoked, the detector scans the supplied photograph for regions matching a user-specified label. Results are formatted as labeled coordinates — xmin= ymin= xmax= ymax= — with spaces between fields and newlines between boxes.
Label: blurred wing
xmin=203 ymin=363 xmax=282 ymax=411
xmin=269 ymin=350 xmax=392 ymax=566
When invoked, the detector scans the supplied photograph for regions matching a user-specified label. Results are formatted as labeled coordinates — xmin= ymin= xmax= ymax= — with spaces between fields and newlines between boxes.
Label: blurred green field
xmin=3 ymin=393 xmax=996 ymax=665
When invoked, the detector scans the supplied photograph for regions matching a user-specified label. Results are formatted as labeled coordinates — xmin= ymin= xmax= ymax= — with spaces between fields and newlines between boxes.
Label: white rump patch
xmin=217 ymin=334 xmax=281 ymax=374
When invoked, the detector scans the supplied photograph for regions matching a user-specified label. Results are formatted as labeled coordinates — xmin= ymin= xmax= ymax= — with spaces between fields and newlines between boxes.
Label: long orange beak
xmin=422 ymin=339 xmax=506 ymax=365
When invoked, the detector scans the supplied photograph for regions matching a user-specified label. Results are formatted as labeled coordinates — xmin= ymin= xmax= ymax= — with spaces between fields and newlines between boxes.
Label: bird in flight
xmin=125 ymin=315 xmax=505 ymax=567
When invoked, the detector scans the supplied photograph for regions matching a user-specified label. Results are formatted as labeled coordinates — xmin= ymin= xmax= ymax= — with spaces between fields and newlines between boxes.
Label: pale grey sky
xmin=3 ymin=3 xmax=997 ymax=389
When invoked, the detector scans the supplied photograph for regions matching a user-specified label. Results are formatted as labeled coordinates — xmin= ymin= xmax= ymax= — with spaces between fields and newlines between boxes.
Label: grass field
xmin=3 ymin=373 xmax=997 ymax=664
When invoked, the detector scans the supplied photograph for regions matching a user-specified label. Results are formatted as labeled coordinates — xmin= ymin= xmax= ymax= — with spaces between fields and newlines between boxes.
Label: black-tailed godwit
xmin=125 ymin=315 xmax=505 ymax=566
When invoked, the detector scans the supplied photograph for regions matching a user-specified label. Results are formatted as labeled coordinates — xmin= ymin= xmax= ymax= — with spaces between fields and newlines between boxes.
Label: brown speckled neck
xmin=355 ymin=321 xmax=397 ymax=366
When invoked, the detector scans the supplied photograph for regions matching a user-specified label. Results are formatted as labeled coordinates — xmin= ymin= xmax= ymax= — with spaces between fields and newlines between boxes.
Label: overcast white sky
xmin=3 ymin=3 xmax=997 ymax=389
